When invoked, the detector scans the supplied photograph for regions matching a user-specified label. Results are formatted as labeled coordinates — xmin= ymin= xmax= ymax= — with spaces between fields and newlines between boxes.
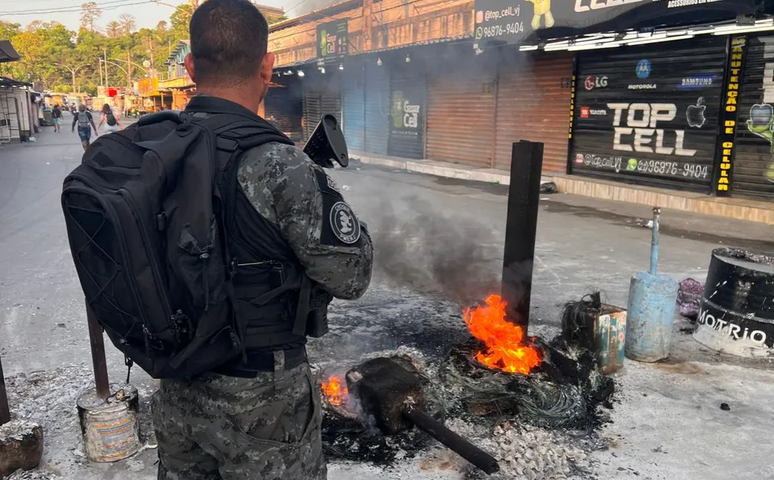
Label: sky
xmin=1 ymin=0 xmax=290 ymax=31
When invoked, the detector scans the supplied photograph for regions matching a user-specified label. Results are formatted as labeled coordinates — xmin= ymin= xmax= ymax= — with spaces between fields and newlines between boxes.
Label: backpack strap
xmin=186 ymin=112 xmax=301 ymax=359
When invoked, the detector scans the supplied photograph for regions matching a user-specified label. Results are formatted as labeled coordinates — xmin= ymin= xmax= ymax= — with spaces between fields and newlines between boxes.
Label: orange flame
xmin=463 ymin=294 xmax=542 ymax=374
xmin=321 ymin=375 xmax=349 ymax=406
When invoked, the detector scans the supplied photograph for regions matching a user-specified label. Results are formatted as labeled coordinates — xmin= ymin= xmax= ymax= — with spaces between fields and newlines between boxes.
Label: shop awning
xmin=0 ymin=41 xmax=20 ymax=63
xmin=0 ymin=76 xmax=31 ymax=88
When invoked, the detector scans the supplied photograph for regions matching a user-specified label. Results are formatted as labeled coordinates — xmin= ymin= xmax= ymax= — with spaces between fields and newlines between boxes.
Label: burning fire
xmin=463 ymin=294 xmax=542 ymax=374
xmin=321 ymin=375 xmax=349 ymax=406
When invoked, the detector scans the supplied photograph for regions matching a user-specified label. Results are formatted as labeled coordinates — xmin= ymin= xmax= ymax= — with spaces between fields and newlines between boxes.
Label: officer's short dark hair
xmin=189 ymin=0 xmax=269 ymax=86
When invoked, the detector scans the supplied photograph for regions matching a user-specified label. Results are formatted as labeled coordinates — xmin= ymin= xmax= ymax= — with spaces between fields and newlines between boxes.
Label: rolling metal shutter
xmin=494 ymin=52 xmax=574 ymax=172
xmin=303 ymin=71 xmax=341 ymax=141
xmin=364 ymin=62 xmax=390 ymax=156
xmin=388 ymin=66 xmax=425 ymax=159
xmin=265 ymin=77 xmax=303 ymax=143
xmin=570 ymin=37 xmax=727 ymax=192
xmin=734 ymin=35 xmax=774 ymax=200
xmin=426 ymin=57 xmax=497 ymax=166
xmin=342 ymin=64 xmax=365 ymax=151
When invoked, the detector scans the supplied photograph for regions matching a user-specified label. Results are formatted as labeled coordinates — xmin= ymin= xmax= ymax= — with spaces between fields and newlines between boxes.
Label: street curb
xmin=352 ymin=153 xmax=514 ymax=185
xmin=351 ymin=152 xmax=774 ymax=225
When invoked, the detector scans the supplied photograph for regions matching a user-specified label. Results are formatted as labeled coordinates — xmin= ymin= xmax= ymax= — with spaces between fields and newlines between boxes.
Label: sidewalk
xmin=351 ymin=151 xmax=774 ymax=225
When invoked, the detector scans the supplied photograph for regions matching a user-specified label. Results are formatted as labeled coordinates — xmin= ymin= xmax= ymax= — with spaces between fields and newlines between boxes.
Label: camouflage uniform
xmin=152 ymin=121 xmax=373 ymax=479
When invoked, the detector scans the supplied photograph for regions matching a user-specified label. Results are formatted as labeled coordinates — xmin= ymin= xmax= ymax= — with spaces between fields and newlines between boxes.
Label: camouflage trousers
xmin=151 ymin=361 xmax=326 ymax=480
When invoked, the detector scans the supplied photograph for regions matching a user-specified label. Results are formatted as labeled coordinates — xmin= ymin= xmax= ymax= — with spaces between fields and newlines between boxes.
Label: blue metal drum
xmin=625 ymin=272 xmax=679 ymax=362
xmin=625 ymin=207 xmax=679 ymax=363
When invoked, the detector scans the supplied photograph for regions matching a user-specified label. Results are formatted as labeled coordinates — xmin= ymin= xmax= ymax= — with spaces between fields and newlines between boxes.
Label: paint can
xmin=594 ymin=307 xmax=627 ymax=374
xmin=76 ymin=384 xmax=140 ymax=462
xmin=693 ymin=248 xmax=774 ymax=358
xmin=560 ymin=294 xmax=627 ymax=374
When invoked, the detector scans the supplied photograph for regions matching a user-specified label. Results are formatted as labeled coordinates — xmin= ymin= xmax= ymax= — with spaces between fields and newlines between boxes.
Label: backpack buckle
xmin=156 ymin=212 xmax=167 ymax=231
xmin=171 ymin=310 xmax=191 ymax=338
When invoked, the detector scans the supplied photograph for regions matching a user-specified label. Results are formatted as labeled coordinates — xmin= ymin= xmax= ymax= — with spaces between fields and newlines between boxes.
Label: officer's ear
xmin=259 ymin=52 xmax=275 ymax=85
xmin=184 ymin=53 xmax=196 ymax=83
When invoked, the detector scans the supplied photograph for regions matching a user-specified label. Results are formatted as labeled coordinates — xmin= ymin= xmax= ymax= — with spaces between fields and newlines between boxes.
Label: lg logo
xmin=584 ymin=75 xmax=608 ymax=91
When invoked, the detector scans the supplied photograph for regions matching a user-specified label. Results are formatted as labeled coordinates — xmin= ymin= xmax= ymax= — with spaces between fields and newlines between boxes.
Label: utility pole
xmin=127 ymin=50 xmax=132 ymax=88
xmin=103 ymin=48 xmax=109 ymax=88
xmin=99 ymin=59 xmax=104 ymax=87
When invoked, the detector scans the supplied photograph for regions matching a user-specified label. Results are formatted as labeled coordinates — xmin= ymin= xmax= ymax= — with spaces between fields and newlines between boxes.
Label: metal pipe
xmin=650 ymin=207 xmax=661 ymax=275
xmin=502 ymin=140 xmax=544 ymax=330
xmin=403 ymin=408 xmax=500 ymax=475
xmin=0 ymin=355 xmax=10 ymax=425
xmin=86 ymin=301 xmax=110 ymax=400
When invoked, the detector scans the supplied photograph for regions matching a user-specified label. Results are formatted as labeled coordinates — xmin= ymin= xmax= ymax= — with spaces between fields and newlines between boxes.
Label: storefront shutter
xmin=342 ymin=64 xmax=365 ymax=151
xmin=265 ymin=77 xmax=303 ymax=143
xmin=303 ymin=71 xmax=341 ymax=141
xmin=364 ymin=62 xmax=390 ymax=156
xmin=570 ymin=37 xmax=727 ymax=191
xmin=426 ymin=57 xmax=497 ymax=167
xmin=734 ymin=35 xmax=774 ymax=200
xmin=388 ymin=65 xmax=426 ymax=159
xmin=494 ymin=52 xmax=573 ymax=172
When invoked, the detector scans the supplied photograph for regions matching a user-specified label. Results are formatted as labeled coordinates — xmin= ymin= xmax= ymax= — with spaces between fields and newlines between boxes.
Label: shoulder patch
xmin=329 ymin=202 xmax=361 ymax=244
xmin=325 ymin=175 xmax=341 ymax=194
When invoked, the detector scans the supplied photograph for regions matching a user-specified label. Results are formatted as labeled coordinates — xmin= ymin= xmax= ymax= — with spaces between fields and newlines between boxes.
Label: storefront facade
xmin=569 ymin=37 xmax=727 ymax=192
xmin=265 ymin=76 xmax=304 ymax=142
xmin=733 ymin=34 xmax=774 ymax=200
xmin=265 ymin=0 xmax=773 ymax=201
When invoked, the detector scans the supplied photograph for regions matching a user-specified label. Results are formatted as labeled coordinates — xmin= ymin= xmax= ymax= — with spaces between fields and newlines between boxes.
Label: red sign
xmin=580 ymin=106 xmax=590 ymax=119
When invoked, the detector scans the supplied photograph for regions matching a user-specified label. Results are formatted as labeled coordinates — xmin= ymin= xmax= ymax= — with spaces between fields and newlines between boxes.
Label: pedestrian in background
xmin=51 ymin=104 xmax=62 ymax=133
xmin=98 ymin=103 xmax=122 ymax=134
xmin=150 ymin=0 xmax=373 ymax=479
xmin=71 ymin=104 xmax=98 ymax=151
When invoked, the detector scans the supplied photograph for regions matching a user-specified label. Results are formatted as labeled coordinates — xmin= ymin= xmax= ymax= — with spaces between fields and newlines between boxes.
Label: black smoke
xmin=371 ymin=197 xmax=501 ymax=306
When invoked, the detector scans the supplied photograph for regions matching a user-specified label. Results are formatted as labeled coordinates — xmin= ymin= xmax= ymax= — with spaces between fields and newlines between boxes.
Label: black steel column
xmin=0 ymin=358 xmax=11 ymax=425
xmin=86 ymin=301 xmax=110 ymax=400
xmin=502 ymin=141 xmax=544 ymax=331
xmin=0 ymin=355 xmax=10 ymax=425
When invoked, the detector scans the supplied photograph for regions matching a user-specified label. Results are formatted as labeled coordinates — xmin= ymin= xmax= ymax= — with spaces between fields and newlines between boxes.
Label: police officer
xmin=150 ymin=1 xmax=373 ymax=478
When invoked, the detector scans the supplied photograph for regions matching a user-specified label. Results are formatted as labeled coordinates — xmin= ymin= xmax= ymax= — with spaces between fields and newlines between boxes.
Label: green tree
xmin=170 ymin=3 xmax=195 ymax=41
xmin=0 ymin=21 xmax=21 ymax=40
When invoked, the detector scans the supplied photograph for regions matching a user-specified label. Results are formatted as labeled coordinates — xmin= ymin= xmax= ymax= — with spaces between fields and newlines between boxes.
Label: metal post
xmin=650 ymin=207 xmax=661 ymax=275
xmin=0 ymin=355 xmax=10 ymax=425
xmin=86 ymin=301 xmax=110 ymax=400
xmin=104 ymin=49 xmax=109 ymax=89
xmin=501 ymin=140 xmax=544 ymax=330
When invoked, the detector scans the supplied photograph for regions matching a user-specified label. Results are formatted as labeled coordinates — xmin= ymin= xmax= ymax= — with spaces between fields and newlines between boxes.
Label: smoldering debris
xmin=4 ymin=365 xmax=93 ymax=441
xmin=677 ymin=278 xmax=704 ymax=321
xmin=371 ymin=198 xmax=501 ymax=306
xmin=5 ymin=470 xmax=59 ymax=480
xmin=488 ymin=422 xmax=594 ymax=480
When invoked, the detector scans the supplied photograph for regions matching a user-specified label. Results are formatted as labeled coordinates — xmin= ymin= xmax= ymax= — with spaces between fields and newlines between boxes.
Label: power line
xmin=0 ymin=0 xmax=154 ymax=16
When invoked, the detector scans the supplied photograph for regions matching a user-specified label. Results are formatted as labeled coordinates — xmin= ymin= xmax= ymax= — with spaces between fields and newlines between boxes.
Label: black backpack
xmin=61 ymin=110 xmax=291 ymax=379
xmin=106 ymin=112 xmax=117 ymax=126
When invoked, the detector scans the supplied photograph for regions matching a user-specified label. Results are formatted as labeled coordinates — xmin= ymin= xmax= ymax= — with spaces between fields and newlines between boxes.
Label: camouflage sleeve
xmin=237 ymin=142 xmax=373 ymax=300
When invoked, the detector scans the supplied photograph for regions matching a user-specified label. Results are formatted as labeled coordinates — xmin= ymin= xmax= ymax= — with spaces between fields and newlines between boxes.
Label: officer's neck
xmin=196 ymin=84 xmax=263 ymax=116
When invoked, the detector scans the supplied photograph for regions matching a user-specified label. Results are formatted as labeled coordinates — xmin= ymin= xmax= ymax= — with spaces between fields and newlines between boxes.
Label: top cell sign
xmin=473 ymin=0 xmax=758 ymax=47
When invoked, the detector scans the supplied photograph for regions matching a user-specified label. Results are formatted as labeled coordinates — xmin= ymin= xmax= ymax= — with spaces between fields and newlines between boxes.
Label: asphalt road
xmin=2 ymin=122 xmax=774 ymax=480
xmin=2 ymin=121 xmax=774 ymax=377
